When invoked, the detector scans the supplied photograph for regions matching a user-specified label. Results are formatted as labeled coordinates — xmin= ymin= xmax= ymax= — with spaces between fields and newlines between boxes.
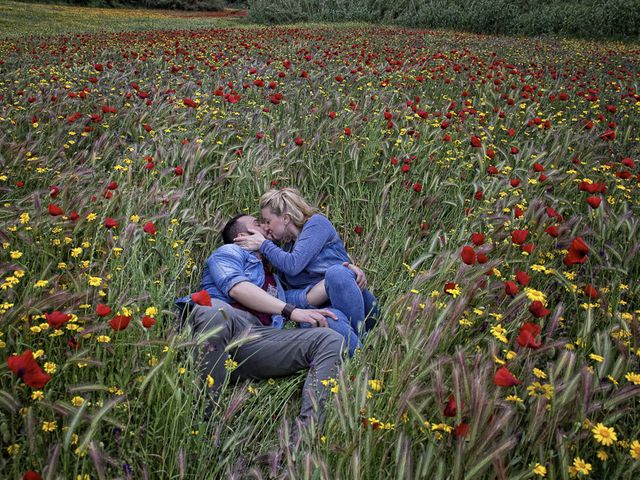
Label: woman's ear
xmin=283 ymin=213 xmax=291 ymax=225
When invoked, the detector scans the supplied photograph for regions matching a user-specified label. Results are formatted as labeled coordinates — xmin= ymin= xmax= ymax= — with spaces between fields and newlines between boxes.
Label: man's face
xmin=236 ymin=215 xmax=270 ymax=239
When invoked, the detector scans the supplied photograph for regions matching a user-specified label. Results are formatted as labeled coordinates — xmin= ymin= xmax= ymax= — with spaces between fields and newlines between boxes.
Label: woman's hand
xmin=234 ymin=228 xmax=266 ymax=251
xmin=343 ymin=262 xmax=367 ymax=290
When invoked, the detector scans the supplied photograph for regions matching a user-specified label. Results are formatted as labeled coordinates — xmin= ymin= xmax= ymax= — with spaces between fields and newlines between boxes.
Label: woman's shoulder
xmin=306 ymin=213 xmax=333 ymax=228
xmin=302 ymin=214 xmax=339 ymax=238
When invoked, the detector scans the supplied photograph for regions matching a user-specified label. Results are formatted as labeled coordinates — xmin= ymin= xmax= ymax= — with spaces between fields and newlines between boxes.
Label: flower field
xmin=1 ymin=13 xmax=640 ymax=479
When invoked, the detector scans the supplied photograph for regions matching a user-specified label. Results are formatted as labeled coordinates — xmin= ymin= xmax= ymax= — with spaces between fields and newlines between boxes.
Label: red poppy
xmin=621 ymin=157 xmax=635 ymax=169
xmin=569 ymin=237 xmax=590 ymax=256
xmin=183 ymin=98 xmax=198 ymax=108
xmin=45 ymin=311 xmax=71 ymax=329
xmin=545 ymin=225 xmax=559 ymax=237
xmin=191 ymin=290 xmax=212 ymax=307
xmin=23 ymin=471 xmax=43 ymax=480
xmin=470 ymin=135 xmax=482 ymax=147
xmin=95 ymin=304 xmax=111 ymax=318
xmin=487 ymin=165 xmax=499 ymax=175
xmin=67 ymin=336 xmax=80 ymax=350
xmin=474 ymin=190 xmax=483 ymax=201
xmin=354 ymin=226 xmax=364 ymax=234
xmin=510 ymin=178 xmax=521 ymax=187
xmin=515 ymin=270 xmax=530 ymax=286
xmin=511 ymin=229 xmax=528 ymax=245
xmin=564 ymin=237 xmax=589 ymax=266
xmin=494 ymin=366 xmax=520 ymax=386
xmin=294 ymin=137 xmax=304 ymax=146
xmin=516 ymin=322 xmax=542 ymax=348
xmin=142 ymin=315 xmax=156 ymax=328
xmin=471 ymin=233 xmax=485 ymax=246
xmin=599 ymin=129 xmax=616 ymax=141
xmin=453 ymin=422 xmax=470 ymax=438
xmin=586 ymin=196 xmax=601 ymax=209
xmin=579 ymin=182 xmax=607 ymax=194
xmin=584 ymin=284 xmax=598 ymax=299
xmin=529 ymin=301 xmax=551 ymax=318
xmin=328 ymin=111 xmax=336 ymax=119
xmin=143 ymin=221 xmax=156 ymax=235
xmin=533 ymin=163 xmax=545 ymax=172
xmin=174 ymin=166 xmax=184 ymax=176
xmin=510 ymin=146 xmax=519 ymax=154
xmin=48 ymin=204 xmax=63 ymax=216
xmin=444 ymin=282 xmax=458 ymax=294
xmin=412 ymin=182 xmax=423 ymax=193
xmin=444 ymin=394 xmax=462 ymax=417
xmin=104 ymin=217 xmax=118 ymax=229
xmin=545 ymin=207 xmax=563 ymax=222
xmin=143 ymin=124 xmax=153 ymax=132
xmin=109 ymin=315 xmax=131 ymax=331
xmin=564 ymin=251 xmax=587 ymax=266
xmin=460 ymin=246 xmax=476 ymax=265
xmin=521 ymin=243 xmax=535 ymax=254
xmin=477 ymin=253 xmax=488 ymax=264
xmin=7 ymin=351 xmax=51 ymax=388
xmin=504 ymin=281 xmax=519 ymax=296
xmin=50 ymin=185 xmax=60 ymax=198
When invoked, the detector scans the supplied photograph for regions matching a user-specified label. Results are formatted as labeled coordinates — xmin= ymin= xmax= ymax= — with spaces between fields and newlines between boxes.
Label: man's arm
xmin=228 ymin=281 xmax=336 ymax=327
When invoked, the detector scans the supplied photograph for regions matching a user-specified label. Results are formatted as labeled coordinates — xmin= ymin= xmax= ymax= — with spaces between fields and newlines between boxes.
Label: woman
xmin=234 ymin=188 xmax=379 ymax=352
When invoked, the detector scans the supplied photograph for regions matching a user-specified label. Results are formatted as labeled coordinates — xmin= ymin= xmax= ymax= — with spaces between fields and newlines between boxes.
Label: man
xmin=176 ymin=214 xmax=350 ymax=425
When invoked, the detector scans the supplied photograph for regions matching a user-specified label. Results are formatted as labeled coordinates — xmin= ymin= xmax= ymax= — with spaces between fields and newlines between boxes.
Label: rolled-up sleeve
xmin=207 ymin=245 xmax=252 ymax=297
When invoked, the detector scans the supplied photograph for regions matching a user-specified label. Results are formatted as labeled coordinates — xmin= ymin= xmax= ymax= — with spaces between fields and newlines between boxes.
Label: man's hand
xmin=344 ymin=262 xmax=367 ymax=290
xmin=234 ymin=228 xmax=266 ymax=251
xmin=290 ymin=308 xmax=337 ymax=328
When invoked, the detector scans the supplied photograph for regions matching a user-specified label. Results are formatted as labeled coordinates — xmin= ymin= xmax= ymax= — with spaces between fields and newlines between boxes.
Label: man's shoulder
xmin=208 ymin=244 xmax=261 ymax=263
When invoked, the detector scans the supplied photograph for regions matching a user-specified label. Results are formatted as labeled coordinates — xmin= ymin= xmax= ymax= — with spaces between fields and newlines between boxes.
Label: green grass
xmin=0 ymin=0 xmax=244 ymax=36
xmin=1 ymin=3 xmax=640 ymax=479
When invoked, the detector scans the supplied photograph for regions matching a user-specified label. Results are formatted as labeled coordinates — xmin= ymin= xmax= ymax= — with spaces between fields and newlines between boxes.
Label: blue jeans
xmin=298 ymin=307 xmax=360 ymax=357
xmin=324 ymin=265 xmax=379 ymax=335
xmin=285 ymin=267 xmax=380 ymax=335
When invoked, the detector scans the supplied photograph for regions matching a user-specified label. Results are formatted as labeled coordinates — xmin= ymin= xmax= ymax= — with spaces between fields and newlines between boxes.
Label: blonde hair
xmin=260 ymin=188 xmax=317 ymax=228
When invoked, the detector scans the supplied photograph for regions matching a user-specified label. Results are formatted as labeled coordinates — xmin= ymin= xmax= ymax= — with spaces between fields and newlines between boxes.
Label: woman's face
xmin=261 ymin=207 xmax=288 ymax=241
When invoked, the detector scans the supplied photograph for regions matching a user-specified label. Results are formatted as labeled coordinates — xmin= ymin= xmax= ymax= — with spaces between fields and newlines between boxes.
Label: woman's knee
xmin=325 ymin=264 xmax=355 ymax=288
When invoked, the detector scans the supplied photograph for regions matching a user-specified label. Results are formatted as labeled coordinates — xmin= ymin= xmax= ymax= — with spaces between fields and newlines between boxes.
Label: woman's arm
xmin=260 ymin=215 xmax=335 ymax=276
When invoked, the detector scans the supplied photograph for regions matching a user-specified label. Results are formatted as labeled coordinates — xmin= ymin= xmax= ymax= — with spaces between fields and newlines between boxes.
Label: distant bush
xmin=248 ymin=0 xmax=640 ymax=38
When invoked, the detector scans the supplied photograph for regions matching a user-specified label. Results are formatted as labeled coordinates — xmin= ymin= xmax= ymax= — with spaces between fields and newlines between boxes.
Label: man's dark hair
xmin=221 ymin=214 xmax=247 ymax=244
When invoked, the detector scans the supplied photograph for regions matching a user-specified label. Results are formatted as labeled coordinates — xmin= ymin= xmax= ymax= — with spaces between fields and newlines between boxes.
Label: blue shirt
xmin=259 ymin=214 xmax=350 ymax=289
xmin=176 ymin=244 xmax=288 ymax=329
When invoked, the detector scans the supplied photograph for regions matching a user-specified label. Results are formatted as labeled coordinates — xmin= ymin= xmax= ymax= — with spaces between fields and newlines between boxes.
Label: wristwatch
xmin=281 ymin=303 xmax=296 ymax=320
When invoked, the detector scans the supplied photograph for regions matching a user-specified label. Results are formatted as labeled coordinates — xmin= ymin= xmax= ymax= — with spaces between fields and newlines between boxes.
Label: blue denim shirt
xmin=259 ymin=214 xmax=350 ymax=289
xmin=176 ymin=244 xmax=287 ymax=329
